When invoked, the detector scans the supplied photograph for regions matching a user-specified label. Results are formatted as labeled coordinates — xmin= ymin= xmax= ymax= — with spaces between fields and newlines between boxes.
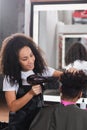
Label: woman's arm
xmin=5 ymin=85 xmax=42 ymax=112
xmin=53 ymin=70 xmax=63 ymax=77
xmin=53 ymin=68 xmax=78 ymax=77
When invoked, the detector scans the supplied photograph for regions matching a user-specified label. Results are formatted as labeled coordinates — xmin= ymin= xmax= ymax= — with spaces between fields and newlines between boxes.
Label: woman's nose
xmin=28 ymin=57 xmax=35 ymax=63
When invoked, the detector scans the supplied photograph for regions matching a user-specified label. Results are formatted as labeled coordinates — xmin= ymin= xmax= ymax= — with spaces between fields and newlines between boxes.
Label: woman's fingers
xmin=32 ymin=85 xmax=42 ymax=95
xmin=67 ymin=67 xmax=78 ymax=73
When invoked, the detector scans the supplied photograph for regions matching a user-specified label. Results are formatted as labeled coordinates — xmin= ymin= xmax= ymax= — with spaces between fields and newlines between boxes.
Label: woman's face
xmin=19 ymin=46 xmax=35 ymax=71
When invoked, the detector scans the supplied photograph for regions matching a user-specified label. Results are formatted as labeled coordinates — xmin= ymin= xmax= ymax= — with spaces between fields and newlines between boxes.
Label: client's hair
xmin=60 ymin=71 xmax=87 ymax=99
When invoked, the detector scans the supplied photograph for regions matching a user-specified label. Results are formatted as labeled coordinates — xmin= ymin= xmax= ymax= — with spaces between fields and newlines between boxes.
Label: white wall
xmin=0 ymin=0 xmax=25 ymax=44
xmin=39 ymin=11 xmax=58 ymax=68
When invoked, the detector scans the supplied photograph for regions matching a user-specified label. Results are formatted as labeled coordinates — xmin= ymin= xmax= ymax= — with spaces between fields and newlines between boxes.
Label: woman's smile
xmin=19 ymin=46 xmax=35 ymax=71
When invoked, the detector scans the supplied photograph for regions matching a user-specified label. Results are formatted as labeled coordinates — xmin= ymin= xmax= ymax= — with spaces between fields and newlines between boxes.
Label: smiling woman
xmin=19 ymin=46 xmax=35 ymax=71
xmin=1 ymin=33 xmax=62 ymax=130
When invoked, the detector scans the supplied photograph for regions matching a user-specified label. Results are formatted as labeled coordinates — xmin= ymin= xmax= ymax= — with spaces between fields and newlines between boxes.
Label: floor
xmin=0 ymin=91 xmax=9 ymax=122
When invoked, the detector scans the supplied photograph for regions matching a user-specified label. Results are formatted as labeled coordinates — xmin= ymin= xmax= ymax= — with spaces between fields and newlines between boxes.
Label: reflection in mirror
xmin=39 ymin=10 xmax=87 ymax=26
xmin=59 ymin=34 xmax=87 ymax=68
xmin=29 ymin=2 xmax=87 ymax=69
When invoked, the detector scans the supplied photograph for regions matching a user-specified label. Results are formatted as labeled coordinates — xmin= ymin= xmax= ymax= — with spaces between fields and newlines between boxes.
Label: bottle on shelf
xmin=80 ymin=98 xmax=86 ymax=109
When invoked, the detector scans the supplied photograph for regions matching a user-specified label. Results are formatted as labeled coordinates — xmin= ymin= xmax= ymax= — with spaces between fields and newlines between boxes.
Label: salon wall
xmin=0 ymin=0 xmax=25 ymax=45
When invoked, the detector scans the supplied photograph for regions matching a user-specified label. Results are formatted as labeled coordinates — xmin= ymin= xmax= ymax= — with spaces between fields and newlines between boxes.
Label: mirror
xmin=60 ymin=34 xmax=87 ymax=68
xmin=29 ymin=1 xmax=87 ymax=69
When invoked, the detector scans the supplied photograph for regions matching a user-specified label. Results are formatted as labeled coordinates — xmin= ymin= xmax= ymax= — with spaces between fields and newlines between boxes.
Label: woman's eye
xmin=21 ymin=58 xmax=28 ymax=61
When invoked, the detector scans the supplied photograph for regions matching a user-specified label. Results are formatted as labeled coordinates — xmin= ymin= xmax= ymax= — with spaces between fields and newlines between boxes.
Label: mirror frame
xmin=24 ymin=0 xmax=87 ymax=99
xmin=29 ymin=0 xmax=87 ymax=69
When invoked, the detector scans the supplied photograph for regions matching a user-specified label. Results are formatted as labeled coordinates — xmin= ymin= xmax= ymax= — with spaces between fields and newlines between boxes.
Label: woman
xmin=1 ymin=33 xmax=62 ymax=130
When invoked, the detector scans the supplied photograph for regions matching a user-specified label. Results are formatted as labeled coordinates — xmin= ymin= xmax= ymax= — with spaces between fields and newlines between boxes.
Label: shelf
xmin=43 ymin=95 xmax=87 ymax=104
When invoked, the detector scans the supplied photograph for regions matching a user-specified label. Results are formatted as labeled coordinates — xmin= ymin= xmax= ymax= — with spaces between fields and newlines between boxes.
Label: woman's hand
xmin=30 ymin=85 xmax=42 ymax=96
xmin=67 ymin=67 xmax=78 ymax=73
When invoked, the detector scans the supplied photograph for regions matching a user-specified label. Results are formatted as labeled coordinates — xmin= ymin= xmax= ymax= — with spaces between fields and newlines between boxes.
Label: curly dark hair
xmin=65 ymin=42 xmax=87 ymax=65
xmin=60 ymin=71 xmax=87 ymax=99
xmin=1 ymin=33 xmax=47 ymax=85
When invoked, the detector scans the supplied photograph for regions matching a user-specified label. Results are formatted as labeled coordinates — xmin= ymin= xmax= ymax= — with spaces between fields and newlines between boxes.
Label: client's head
xmin=60 ymin=71 xmax=87 ymax=102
